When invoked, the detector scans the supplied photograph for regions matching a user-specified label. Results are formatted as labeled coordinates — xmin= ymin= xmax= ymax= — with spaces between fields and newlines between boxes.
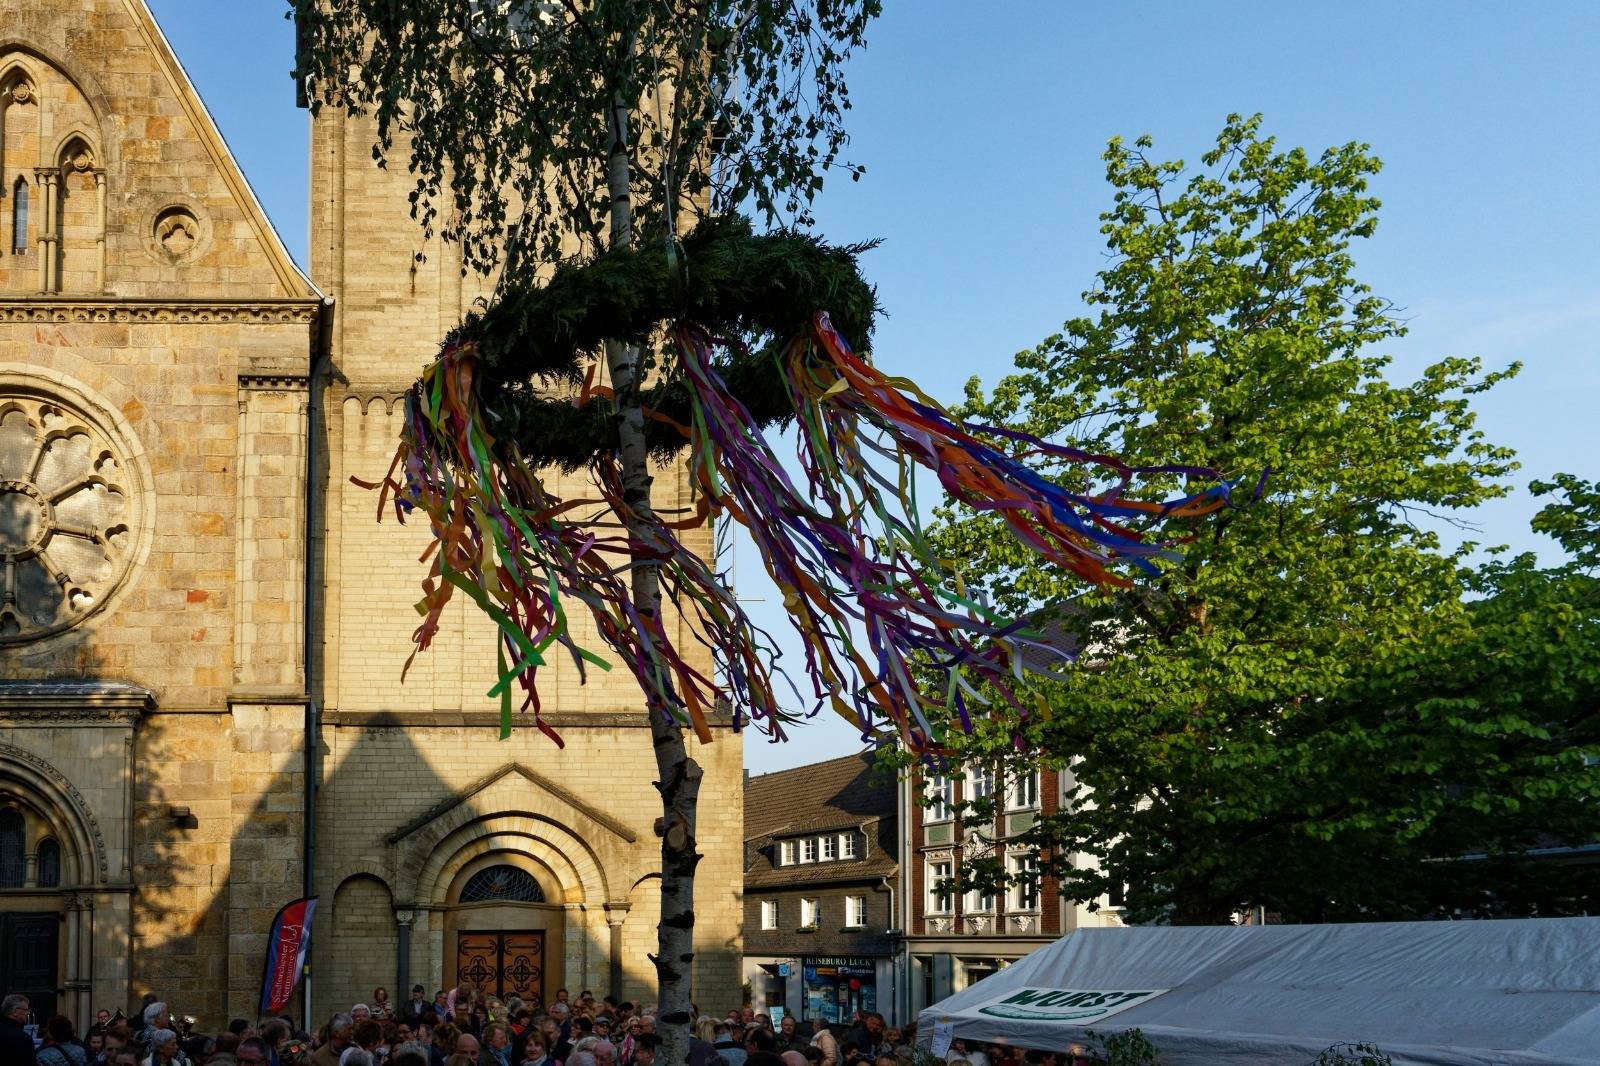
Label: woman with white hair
xmin=142 ymin=1028 xmax=188 ymax=1066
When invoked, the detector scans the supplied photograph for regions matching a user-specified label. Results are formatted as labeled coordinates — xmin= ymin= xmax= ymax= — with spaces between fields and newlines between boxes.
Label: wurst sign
xmin=973 ymin=986 xmax=1167 ymax=1024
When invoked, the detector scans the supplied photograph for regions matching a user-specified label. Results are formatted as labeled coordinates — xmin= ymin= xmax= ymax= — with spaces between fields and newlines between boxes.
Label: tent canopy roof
xmin=918 ymin=917 xmax=1600 ymax=1066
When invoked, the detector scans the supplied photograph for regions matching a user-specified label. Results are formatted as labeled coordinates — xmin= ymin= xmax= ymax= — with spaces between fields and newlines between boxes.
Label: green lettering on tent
xmin=999 ymin=989 xmax=1053 ymax=1006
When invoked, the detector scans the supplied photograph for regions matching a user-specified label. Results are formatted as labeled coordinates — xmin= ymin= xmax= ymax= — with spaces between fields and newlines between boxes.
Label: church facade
xmin=0 ymin=0 xmax=743 ymax=1028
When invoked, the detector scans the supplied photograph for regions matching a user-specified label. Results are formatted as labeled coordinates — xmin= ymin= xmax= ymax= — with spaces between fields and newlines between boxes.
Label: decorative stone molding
xmin=0 ymin=740 xmax=109 ymax=881
xmin=963 ymin=915 xmax=993 ymax=934
xmin=927 ymin=916 xmax=953 ymax=933
xmin=0 ymin=299 xmax=322 ymax=325
xmin=150 ymin=203 xmax=209 ymax=265
xmin=0 ymin=386 xmax=147 ymax=643
xmin=1009 ymin=913 xmax=1035 ymax=932
xmin=924 ymin=848 xmax=955 ymax=865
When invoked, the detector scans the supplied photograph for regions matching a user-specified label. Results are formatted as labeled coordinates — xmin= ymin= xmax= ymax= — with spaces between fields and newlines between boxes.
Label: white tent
xmin=916 ymin=917 xmax=1600 ymax=1066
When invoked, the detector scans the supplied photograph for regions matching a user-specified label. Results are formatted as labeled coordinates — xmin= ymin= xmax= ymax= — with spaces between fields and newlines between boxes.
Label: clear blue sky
xmin=150 ymin=1 xmax=1600 ymax=773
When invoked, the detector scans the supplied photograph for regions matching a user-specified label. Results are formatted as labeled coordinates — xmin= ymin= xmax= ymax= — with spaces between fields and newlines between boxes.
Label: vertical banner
xmin=260 ymin=896 xmax=318 ymax=1016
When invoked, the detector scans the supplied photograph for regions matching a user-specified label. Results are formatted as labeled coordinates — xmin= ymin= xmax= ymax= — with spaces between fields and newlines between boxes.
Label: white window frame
xmin=760 ymin=900 xmax=778 ymax=930
xmin=800 ymin=837 xmax=818 ymax=863
xmin=839 ymin=832 xmax=859 ymax=859
xmin=925 ymin=774 xmax=954 ymax=823
xmin=927 ymin=861 xmax=953 ymax=914
xmin=965 ymin=884 xmax=995 ymax=915
xmin=779 ymin=840 xmax=796 ymax=866
xmin=820 ymin=835 xmax=837 ymax=861
xmin=800 ymin=897 xmax=820 ymax=927
xmin=1008 ymin=852 xmax=1040 ymax=912
xmin=1006 ymin=770 xmax=1040 ymax=811
xmin=845 ymin=894 xmax=867 ymax=928
xmin=968 ymin=766 xmax=996 ymax=804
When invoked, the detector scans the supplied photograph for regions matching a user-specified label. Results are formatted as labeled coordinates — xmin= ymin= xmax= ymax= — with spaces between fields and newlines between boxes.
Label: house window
xmin=779 ymin=840 xmax=796 ymax=866
xmin=800 ymin=897 xmax=819 ymax=927
xmin=821 ymin=835 xmax=837 ymax=861
xmin=926 ymin=774 xmax=954 ymax=822
xmin=800 ymin=838 xmax=817 ymax=863
xmin=965 ymin=884 xmax=995 ymax=915
xmin=846 ymin=895 xmax=867 ymax=928
xmin=1009 ymin=853 xmax=1039 ymax=911
xmin=10 ymin=178 xmax=27 ymax=255
xmin=1007 ymin=771 xmax=1040 ymax=811
xmin=968 ymin=766 xmax=996 ymax=803
xmin=761 ymin=900 xmax=778 ymax=930
xmin=840 ymin=832 xmax=859 ymax=859
xmin=927 ymin=861 xmax=953 ymax=914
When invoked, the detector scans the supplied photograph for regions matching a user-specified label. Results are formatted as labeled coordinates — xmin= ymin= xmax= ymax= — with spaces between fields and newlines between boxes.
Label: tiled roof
xmin=744 ymin=750 xmax=899 ymax=883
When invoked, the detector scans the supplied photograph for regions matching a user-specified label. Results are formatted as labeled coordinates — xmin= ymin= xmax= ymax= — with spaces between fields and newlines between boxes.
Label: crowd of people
xmin=0 ymin=985 xmax=1084 ymax=1066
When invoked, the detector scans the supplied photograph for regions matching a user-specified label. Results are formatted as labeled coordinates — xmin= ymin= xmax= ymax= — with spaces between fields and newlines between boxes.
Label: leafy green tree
xmin=923 ymin=114 xmax=1576 ymax=924
xmin=293 ymin=0 xmax=877 ymax=1050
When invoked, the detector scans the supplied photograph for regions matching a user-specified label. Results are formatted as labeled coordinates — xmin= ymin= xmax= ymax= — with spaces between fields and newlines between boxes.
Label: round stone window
xmin=0 ymin=387 xmax=146 ymax=643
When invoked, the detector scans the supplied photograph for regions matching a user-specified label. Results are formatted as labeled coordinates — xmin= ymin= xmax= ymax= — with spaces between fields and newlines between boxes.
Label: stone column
xmin=604 ymin=901 xmax=630 ymax=1003
xmin=23 ymin=851 xmax=37 ymax=888
xmin=33 ymin=170 xmax=53 ymax=292
xmin=395 ymin=909 xmax=416 ymax=1001
xmin=93 ymin=169 xmax=107 ymax=291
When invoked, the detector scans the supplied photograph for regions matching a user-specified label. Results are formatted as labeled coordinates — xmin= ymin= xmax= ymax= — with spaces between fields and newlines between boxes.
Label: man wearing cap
xmin=401 ymin=987 xmax=429 ymax=1028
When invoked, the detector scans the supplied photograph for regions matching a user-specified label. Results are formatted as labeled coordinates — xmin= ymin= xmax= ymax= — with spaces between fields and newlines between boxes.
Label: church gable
xmin=1 ymin=0 xmax=314 ymax=299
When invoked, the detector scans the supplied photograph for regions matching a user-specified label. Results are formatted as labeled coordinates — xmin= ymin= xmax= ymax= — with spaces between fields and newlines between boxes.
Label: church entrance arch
xmin=442 ymin=853 xmax=562 ymax=1008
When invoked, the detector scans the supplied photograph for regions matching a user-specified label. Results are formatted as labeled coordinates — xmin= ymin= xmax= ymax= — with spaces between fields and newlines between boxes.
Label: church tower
xmin=303 ymin=100 xmax=745 ymax=1016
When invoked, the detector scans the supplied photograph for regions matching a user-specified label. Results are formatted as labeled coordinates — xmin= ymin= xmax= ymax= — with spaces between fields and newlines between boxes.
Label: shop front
xmin=801 ymin=955 xmax=880 ymax=1024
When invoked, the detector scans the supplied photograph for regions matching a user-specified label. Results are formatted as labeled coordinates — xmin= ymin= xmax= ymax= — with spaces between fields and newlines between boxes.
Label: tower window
xmin=10 ymin=178 xmax=27 ymax=255
xmin=37 ymin=837 xmax=60 ymax=887
xmin=0 ymin=809 xmax=23 ymax=887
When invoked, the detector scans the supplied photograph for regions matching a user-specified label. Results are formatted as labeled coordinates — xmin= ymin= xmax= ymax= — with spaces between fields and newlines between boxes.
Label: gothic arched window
xmin=459 ymin=864 xmax=545 ymax=904
xmin=37 ymin=837 xmax=60 ymax=887
xmin=10 ymin=177 xmax=26 ymax=255
xmin=0 ymin=809 xmax=24 ymax=887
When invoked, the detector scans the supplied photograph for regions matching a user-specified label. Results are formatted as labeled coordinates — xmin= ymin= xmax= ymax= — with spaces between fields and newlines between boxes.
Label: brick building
xmin=899 ymin=765 xmax=1122 ymax=1016
xmin=743 ymin=753 xmax=902 ymax=1025
xmin=0 ymin=0 xmax=743 ymax=1030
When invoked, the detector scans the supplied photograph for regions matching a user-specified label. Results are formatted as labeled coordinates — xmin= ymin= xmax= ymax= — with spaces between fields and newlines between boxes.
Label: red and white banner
xmin=259 ymin=896 xmax=317 ymax=1015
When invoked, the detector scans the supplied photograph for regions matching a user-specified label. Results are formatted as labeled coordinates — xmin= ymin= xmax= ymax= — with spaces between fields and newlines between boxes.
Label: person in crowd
xmin=131 ymin=996 xmax=159 ymax=1040
xmin=780 ymin=1054 xmax=805 ymax=1066
xmin=38 ymin=1013 xmax=89 ymax=1066
xmin=344 ymin=1020 xmax=384 ymax=1066
xmin=238 ymin=1039 xmax=271 ymax=1066
xmin=216 ymin=1033 xmax=244 ymax=1058
xmin=430 ymin=1025 xmax=460 ymax=1066
xmin=745 ymin=1053 xmax=784 ymax=1066
xmin=342 ymin=1052 xmax=373 ymax=1066
xmin=101 ymin=1022 xmax=135 ymax=1066
xmin=517 ymin=1030 xmax=553 ymax=1066
xmin=144 ymin=1029 xmax=186 ymax=1066
xmin=946 ymin=1041 xmax=986 ymax=1066
xmin=744 ymin=1027 xmax=776 ymax=1058
xmin=799 ymin=1045 xmax=825 ymax=1066
xmin=628 ymin=1035 xmax=657 ymax=1066
xmin=401 ymin=988 xmax=429 ymax=1028
xmin=312 ymin=1015 xmax=354 ymax=1066
xmin=807 ymin=1020 xmax=837 ymax=1066
xmin=772 ymin=1017 xmax=799 ymax=1055
xmin=433 ymin=994 xmax=450 ymax=1021
xmin=711 ymin=1022 xmax=746 ymax=1066
xmin=110 ymin=1053 xmax=140 ymax=1066
xmin=843 ymin=1015 xmax=888 ymax=1062
xmin=480 ymin=1023 xmax=513 ymax=1066
xmin=389 ymin=1045 xmax=430 ymax=1066
xmin=183 ymin=1034 xmax=214 ymax=1065
xmin=371 ymin=991 xmax=393 ymax=1022
xmin=260 ymin=1020 xmax=292 ymax=1066
xmin=352 ymin=1007 xmax=372 ymax=1025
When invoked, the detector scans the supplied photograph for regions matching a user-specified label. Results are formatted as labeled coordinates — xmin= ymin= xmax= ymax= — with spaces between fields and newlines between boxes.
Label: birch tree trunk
xmin=603 ymin=89 xmax=702 ymax=1066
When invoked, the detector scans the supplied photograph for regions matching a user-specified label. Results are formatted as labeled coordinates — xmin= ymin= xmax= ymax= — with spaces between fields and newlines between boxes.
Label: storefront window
xmin=802 ymin=957 xmax=878 ymax=1023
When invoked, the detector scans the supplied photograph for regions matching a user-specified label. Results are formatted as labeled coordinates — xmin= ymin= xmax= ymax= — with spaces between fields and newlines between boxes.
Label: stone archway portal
xmin=456 ymin=930 xmax=543 ymax=1005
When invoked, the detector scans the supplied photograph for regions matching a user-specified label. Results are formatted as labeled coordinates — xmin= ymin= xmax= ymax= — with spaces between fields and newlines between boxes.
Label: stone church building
xmin=0 ymin=0 xmax=743 ymax=1028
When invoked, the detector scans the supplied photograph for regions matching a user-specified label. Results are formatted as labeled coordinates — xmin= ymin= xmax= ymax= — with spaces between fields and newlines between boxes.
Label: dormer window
xmin=820 ymin=835 xmax=837 ymax=861
xmin=779 ymin=840 xmax=796 ymax=866
xmin=840 ymin=832 xmax=859 ymax=859
xmin=800 ymin=838 xmax=817 ymax=863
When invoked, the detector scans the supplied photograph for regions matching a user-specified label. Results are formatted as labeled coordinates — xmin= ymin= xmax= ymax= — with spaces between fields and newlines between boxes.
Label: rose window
xmin=0 ymin=391 xmax=142 ymax=642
